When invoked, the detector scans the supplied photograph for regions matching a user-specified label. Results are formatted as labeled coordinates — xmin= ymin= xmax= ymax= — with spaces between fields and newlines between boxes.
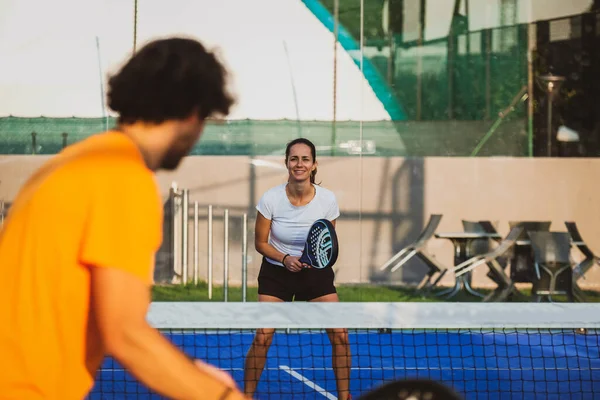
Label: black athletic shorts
xmin=257 ymin=257 xmax=337 ymax=302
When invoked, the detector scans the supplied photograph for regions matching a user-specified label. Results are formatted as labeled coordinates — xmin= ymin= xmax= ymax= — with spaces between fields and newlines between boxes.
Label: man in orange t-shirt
xmin=0 ymin=38 xmax=247 ymax=400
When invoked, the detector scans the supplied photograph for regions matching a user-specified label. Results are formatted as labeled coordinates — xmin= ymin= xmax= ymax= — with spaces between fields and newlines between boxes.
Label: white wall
xmin=1 ymin=0 xmax=593 ymax=119
xmin=0 ymin=0 xmax=390 ymax=121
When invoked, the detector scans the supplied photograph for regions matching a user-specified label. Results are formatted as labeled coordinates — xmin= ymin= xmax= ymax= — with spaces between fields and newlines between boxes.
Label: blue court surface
xmin=88 ymin=329 xmax=600 ymax=399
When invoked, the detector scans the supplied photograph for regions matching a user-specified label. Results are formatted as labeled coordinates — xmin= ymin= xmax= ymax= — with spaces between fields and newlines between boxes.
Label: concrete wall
xmin=1 ymin=155 xmax=598 ymax=289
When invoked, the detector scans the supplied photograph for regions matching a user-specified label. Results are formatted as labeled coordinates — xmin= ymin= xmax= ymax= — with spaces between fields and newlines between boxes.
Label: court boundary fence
xmin=167 ymin=182 xmax=249 ymax=302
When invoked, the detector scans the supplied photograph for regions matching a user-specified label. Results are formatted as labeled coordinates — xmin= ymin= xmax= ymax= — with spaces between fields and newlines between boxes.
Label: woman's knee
xmin=253 ymin=328 xmax=275 ymax=348
xmin=328 ymin=328 xmax=349 ymax=346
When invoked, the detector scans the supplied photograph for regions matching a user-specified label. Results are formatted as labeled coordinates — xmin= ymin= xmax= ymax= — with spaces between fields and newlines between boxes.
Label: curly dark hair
xmin=107 ymin=37 xmax=234 ymax=125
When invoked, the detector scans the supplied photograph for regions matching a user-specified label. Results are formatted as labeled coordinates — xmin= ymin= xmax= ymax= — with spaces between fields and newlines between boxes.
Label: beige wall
xmin=1 ymin=155 xmax=598 ymax=290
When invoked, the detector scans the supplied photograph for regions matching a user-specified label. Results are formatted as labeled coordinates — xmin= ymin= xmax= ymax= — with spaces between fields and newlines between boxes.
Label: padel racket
xmin=357 ymin=378 xmax=463 ymax=400
xmin=299 ymin=219 xmax=339 ymax=269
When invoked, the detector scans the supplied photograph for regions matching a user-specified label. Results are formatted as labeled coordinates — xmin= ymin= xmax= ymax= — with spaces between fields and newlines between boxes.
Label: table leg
xmin=442 ymin=240 xmax=467 ymax=299
xmin=463 ymin=275 xmax=485 ymax=298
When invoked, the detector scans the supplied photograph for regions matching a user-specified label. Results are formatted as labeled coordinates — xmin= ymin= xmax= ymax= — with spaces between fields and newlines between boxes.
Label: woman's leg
xmin=310 ymin=293 xmax=351 ymax=400
xmin=243 ymin=295 xmax=284 ymax=397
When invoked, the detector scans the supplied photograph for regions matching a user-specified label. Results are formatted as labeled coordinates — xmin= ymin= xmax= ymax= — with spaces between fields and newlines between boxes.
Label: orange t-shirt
xmin=0 ymin=131 xmax=163 ymax=399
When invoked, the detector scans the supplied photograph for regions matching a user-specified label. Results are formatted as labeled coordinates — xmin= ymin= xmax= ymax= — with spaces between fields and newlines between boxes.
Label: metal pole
xmin=242 ymin=213 xmax=248 ymax=302
xmin=547 ymin=98 xmax=553 ymax=157
xmin=182 ymin=189 xmax=189 ymax=285
xmin=0 ymin=200 xmax=4 ymax=227
xmin=485 ymin=29 xmax=492 ymax=121
xmin=536 ymin=74 xmax=564 ymax=157
xmin=95 ymin=36 xmax=106 ymax=127
xmin=31 ymin=132 xmax=37 ymax=155
xmin=331 ymin=0 xmax=339 ymax=155
xmin=194 ymin=201 xmax=199 ymax=285
xmin=223 ymin=209 xmax=229 ymax=302
xmin=170 ymin=183 xmax=180 ymax=284
xmin=527 ymin=23 xmax=535 ymax=157
xmin=208 ymin=205 xmax=213 ymax=299
xmin=133 ymin=0 xmax=138 ymax=53
xmin=282 ymin=41 xmax=302 ymax=138
xmin=417 ymin=0 xmax=425 ymax=120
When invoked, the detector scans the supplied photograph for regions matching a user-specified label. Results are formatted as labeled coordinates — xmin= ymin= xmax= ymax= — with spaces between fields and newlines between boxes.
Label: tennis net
xmin=88 ymin=302 xmax=600 ymax=399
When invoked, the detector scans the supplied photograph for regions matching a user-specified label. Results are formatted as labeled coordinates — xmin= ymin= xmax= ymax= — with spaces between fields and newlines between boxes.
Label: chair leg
xmin=417 ymin=268 xmax=447 ymax=293
xmin=491 ymin=284 xmax=517 ymax=302
xmin=485 ymin=259 xmax=515 ymax=302
xmin=390 ymin=249 xmax=418 ymax=273
xmin=572 ymin=283 xmax=585 ymax=302
xmin=431 ymin=272 xmax=460 ymax=297
xmin=415 ymin=272 xmax=434 ymax=292
xmin=379 ymin=247 xmax=412 ymax=271
xmin=482 ymin=289 xmax=498 ymax=302
xmin=454 ymin=258 xmax=487 ymax=278
xmin=426 ymin=268 xmax=447 ymax=290
xmin=533 ymin=295 xmax=544 ymax=303
xmin=413 ymin=252 xmax=448 ymax=294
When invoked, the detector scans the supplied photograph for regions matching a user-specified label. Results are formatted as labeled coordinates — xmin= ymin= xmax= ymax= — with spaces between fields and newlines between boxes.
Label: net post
xmin=224 ymin=209 xmax=229 ymax=302
xmin=182 ymin=189 xmax=189 ymax=285
xmin=242 ymin=213 xmax=248 ymax=302
xmin=207 ymin=205 xmax=213 ymax=299
xmin=193 ymin=201 xmax=199 ymax=285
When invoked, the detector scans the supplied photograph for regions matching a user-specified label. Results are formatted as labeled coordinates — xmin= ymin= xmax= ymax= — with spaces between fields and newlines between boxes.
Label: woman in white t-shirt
xmin=243 ymin=138 xmax=352 ymax=400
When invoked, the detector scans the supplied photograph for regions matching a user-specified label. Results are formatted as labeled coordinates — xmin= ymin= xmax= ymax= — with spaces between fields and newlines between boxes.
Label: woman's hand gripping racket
xmin=299 ymin=219 xmax=339 ymax=269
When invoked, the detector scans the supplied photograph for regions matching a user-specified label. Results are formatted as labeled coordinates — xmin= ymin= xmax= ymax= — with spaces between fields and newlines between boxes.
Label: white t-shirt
xmin=256 ymin=183 xmax=340 ymax=266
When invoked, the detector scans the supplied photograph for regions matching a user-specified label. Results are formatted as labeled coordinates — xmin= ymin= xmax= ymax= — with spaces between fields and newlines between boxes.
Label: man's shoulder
xmin=66 ymin=131 xmax=151 ymax=176
xmin=42 ymin=132 xmax=157 ymax=205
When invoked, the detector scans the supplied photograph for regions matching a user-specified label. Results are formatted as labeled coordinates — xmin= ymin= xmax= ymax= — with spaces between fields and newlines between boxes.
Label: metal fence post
xmin=170 ymin=182 xmax=180 ymax=284
xmin=208 ymin=205 xmax=213 ymax=299
xmin=242 ymin=213 xmax=248 ymax=302
xmin=223 ymin=209 xmax=229 ymax=302
xmin=181 ymin=189 xmax=189 ymax=285
xmin=193 ymin=201 xmax=199 ymax=285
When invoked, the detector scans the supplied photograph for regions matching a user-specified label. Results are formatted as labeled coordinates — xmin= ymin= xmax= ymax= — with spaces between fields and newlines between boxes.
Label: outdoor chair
xmin=380 ymin=214 xmax=447 ymax=292
xmin=453 ymin=227 xmax=522 ymax=302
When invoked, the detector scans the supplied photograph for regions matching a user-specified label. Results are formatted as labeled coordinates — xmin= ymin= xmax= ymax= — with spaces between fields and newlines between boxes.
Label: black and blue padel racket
xmin=299 ymin=219 xmax=339 ymax=269
xmin=357 ymin=379 xmax=463 ymax=400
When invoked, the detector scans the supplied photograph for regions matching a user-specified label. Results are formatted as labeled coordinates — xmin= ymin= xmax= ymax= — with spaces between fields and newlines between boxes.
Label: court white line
xmin=279 ymin=365 xmax=337 ymax=400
